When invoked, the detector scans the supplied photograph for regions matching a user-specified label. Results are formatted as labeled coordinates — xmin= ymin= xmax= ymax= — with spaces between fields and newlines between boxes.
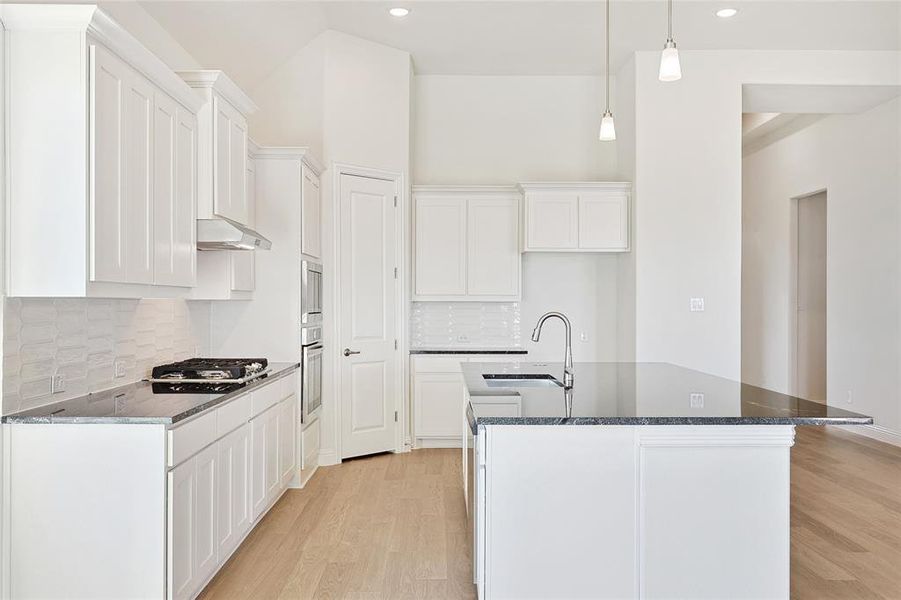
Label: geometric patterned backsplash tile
xmin=410 ymin=302 xmax=521 ymax=349
xmin=2 ymin=298 xmax=210 ymax=415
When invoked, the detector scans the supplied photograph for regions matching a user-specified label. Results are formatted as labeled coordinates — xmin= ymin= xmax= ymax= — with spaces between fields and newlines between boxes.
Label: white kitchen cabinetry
xmin=412 ymin=354 xmax=525 ymax=447
xmin=302 ymin=165 xmax=323 ymax=258
xmin=519 ymin=182 xmax=631 ymax=252
xmin=2 ymin=4 xmax=202 ymax=297
xmin=279 ymin=395 xmax=298 ymax=487
xmin=413 ymin=187 xmax=521 ymax=301
xmin=216 ymin=423 xmax=251 ymax=562
xmin=177 ymin=70 xmax=257 ymax=226
xmin=192 ymin=143 xmax=258 ymax=299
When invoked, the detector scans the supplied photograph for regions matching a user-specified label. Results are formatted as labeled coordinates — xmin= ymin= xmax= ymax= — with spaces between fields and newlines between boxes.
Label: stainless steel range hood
xmin=197 ymin=217 xmax=272 ymax=251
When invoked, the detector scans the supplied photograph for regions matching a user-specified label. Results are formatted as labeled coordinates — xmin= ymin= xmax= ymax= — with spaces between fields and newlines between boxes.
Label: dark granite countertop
xmin=463 ymin=362 xmax=873 ymax=432
xmin=410 ymin=348 xmax=528 ymax=355
xmin=2 ymin=362 xmax=300 ymax=425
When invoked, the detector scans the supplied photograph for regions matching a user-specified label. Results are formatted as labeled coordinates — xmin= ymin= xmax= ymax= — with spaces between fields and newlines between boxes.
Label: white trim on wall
xmin=835 ymin=424 xmax=901 ymax=448
xmin=330 ymin=162 xmax=409 ymax=462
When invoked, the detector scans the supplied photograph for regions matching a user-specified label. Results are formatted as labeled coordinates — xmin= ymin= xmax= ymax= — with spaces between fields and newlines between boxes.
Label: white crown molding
xmin=517 ymin=181 xmax=633 ymax=193
xmin=177 ymin=70 xmax=258 ymax=116
xmin=412 ymin=184 xmax=520 ymax=196
xmin=0 ymin=4 xmax=203 ymax=113
xmin=252 ymin=146 xmax=324 ymax=174
xmin=247 ymin=138 xmax=261 ymax=158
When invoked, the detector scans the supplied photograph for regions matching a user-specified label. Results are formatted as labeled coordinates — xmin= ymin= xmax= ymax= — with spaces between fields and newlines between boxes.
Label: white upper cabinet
xmin=301 ymin=165 xmax=322 ymax=259
xmin=177 ymin=70 xmax=257 ymax=227
xmin=153 ymin=93 xmax=197 ymax=287
xmin=1 ymin=5 xmax=203 ymax=297
xmin=414 ymin=186 xmax=521 ymax=301
xmin=520 ymin=183 xmax=631 ymax=252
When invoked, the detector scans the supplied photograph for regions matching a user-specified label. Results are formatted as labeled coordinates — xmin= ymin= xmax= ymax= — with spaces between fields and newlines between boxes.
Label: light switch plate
xmin=689 ymin=297 xmax=705 ymax=312
xmin=114 ymin=361 xmax=126 ymax=379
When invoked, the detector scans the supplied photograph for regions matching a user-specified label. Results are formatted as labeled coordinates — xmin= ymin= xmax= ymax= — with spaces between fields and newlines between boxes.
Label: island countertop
xmin=463 ymin=361 xmax=873 ymax=430
xmin=1 ymin=362 xmax=300 ymax=425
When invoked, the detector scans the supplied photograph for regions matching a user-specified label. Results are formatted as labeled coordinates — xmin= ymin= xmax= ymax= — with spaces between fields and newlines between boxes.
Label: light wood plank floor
xmin=200 ymin=426 xmax=901 ymax=599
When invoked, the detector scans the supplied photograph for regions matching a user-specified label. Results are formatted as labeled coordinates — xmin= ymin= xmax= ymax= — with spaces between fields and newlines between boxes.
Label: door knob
xmin=343 ymin=348 xmax=361 ymax=357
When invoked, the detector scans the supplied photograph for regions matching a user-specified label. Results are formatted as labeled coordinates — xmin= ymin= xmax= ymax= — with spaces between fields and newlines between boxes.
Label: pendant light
xmin=658 ymin=0 xmax=682 ymax=82
xmin=598 ymin=0 xmax=616 ymax=141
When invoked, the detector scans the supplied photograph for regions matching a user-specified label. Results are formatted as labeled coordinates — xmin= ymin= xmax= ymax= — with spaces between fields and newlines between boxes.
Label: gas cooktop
xmin=149 ymin=358 xmax=269 ymax=384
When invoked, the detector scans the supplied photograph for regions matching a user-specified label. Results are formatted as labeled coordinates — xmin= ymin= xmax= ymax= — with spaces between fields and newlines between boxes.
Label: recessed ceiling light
xmin=389 ymin=7 xmax=410 ymax=17
xmin=715 ymin=8 xmax=738 ymax=18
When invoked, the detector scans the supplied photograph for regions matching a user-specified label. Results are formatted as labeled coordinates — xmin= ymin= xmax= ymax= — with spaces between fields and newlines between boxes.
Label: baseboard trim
xmin=318 ymin=448 xmax=339 ymax=466
xmin=415 ymin=437 xmax=463 ymax=449
xmin=834 ymin=424 xmax=901 ymax=448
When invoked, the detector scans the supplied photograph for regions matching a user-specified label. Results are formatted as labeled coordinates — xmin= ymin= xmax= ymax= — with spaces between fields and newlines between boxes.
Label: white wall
xmin=414 ymin=75 xmax=617 ymax=184
xmin=630 ymin=50 xmax=901 ymax=381
xmin=249 ymin=32 xmax=326 ymax=157
xmin=742 ymin=97 xmax=901 ymax=436
xmin=412 ymin=74 xmax=622 ymax=361
xmin=98 ymin=1 xmax=201 ymax=71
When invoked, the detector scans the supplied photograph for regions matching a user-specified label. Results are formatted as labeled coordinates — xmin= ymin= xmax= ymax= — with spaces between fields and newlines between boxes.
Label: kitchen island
xmin=462 ymin=362 xmax=871 ymax=600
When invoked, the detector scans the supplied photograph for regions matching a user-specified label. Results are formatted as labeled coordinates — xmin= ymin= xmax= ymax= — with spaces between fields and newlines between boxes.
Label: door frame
xmin=330 ymin=163 xmax=409 ymax=462
xmin=788 ymin=187 xmax=827 ymax=398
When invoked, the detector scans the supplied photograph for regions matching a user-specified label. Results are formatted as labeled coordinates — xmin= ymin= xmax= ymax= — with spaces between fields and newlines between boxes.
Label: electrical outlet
xmin=51 ymin=374 xmax=66 ymax=394
xmin=580 ymin=332 xmax=589 ymax=342
xmin=690 ymin=392 xmax=705 ymax=408
xmin=457 ymin=334 xmax=469 ymax=343
xmin=846 ymin=390 xmax=853 ymax=404
xmin=114 ymin=360 xmax=126 ymax=379
xmin=689 ymin=298 xmax=706 ymax=312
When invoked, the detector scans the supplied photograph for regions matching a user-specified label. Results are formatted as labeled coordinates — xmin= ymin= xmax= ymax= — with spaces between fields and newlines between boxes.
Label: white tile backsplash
xmin=2 ymin=298 xmax=210 ymax=414
xmin=410 ymin=302 xmax=521 ymax=349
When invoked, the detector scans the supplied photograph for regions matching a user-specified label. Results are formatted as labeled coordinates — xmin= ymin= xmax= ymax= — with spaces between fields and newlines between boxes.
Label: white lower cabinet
xmin=414 ymin=373 xmax=467 ymax=439
xmin=168 ymin=373 xmax=298 ymax=599
xmin=217 ymin=423 xmax=251 ymax=562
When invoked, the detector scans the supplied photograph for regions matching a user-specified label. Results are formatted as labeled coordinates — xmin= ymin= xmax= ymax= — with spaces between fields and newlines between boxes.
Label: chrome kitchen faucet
xmin=530 ymin=312 xmax=574 ymax=388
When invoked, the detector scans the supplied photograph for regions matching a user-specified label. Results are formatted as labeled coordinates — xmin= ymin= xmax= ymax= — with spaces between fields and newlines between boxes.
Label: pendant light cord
xmin=667 ymin=0 xmax=673 ymax=42
xmin=605 ymin=0 xmax=611 ymax=112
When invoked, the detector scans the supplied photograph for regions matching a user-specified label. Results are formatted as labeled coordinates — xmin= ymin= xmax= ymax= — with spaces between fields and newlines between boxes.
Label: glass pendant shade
xmin=599 ymin=111 xmax=616 ymax=141
xmin=658 ymin=40 xmax=682 ymax=82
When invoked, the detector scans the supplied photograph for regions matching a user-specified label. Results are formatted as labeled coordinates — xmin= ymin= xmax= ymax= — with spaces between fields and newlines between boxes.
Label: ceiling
xmin=140 ymin=1 xmax=901 ymax=91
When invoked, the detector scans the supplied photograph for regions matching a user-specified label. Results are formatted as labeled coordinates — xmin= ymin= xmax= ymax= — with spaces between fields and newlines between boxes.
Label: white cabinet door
xmin=526 ymin=193 xmax=579 ymax=250
xmin=90 ymin=45 xmax=128 ymax=283
xmin=414 ymin=373 xmax=467 ymax=439
xmin=278 ymin=395 xmax=297 ymax=487
xmin=264 ymin=405 xmax=281 ymax=502
xmin=578 ymin=193 xmax=629 ymax=251
xmin=414 ymin=196 xmax=466 ymax=297
xmin=230 ymin=251 xmax=255 ymax=292
xmin=123 ymin=72 xmax=154 ymax=285
xmin=213 ymin=96 xmax=248 ymax=224
xmin=467 ymin=197 xmax=520 ymax=297
xmin=168 ymin=459 xmax=195 ymax=600
xmin=302 ymin=166 xmax=322 ymax=258
xmin=153 ymin=94 xmax=196 ymax=287
xmin=250 ymin=405 xmax=280 ymax=521
xmin=193 ymin=444 xmax=218 ymax=588
xmin=217 ymin=424 xmax=250 ymax=562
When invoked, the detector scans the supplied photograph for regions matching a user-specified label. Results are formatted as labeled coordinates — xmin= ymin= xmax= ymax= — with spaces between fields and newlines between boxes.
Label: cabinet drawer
xmin=168 ymin=410 xmax=217 ymax=468
xmin=411 ymin=356 xmax=468 ymax=373
xmin=251 ymin=379 xmax=284 ymax=417
xmin=281 ymin=371 xmax=298 ymax=399
xmin=217 ymin=393 xmax=251 ymax=437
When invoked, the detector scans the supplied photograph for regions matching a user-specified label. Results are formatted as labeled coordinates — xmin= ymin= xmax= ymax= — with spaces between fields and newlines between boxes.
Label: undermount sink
xmin=482 ymin=374 xmax=564 ymax=388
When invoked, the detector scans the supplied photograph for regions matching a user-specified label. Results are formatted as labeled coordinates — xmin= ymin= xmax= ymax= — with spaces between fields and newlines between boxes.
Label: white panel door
xmin=579 ymin=193 xmax=629 ymax=250
xmin=467 ymin=197 xmax=520 ymax=297
xmin=526 ymin=193 xmax=579 ymax=249
xmin=414 ymin=195 xmax=466 ymax=297
xmin=123 ymin=72 xmax=154 ymax=284
xmin=340 ymin=174 xmax=398 ymax=459
xmin=168 ymin=459 xmax=195 ymax=600
xmin=193 ymin=444 xmax=218 ymax=588
xmin=278 ymin=395 xmax=297 ymax=487
xmin=414 ymin=373 xmax=466 ymax=439
xmin=217 ymin=423 xmax=250 ymax=561
xmin=90 ymin=45 xmax=127 ymax=283
xmin=302 ymin=166 xmax=322 ymax=258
